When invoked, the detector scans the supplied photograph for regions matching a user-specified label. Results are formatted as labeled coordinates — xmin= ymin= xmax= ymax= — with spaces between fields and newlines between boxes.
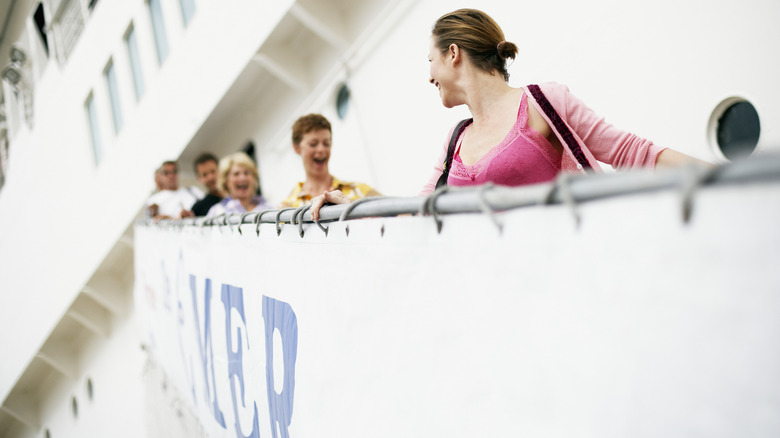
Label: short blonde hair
xmin=218 ymin=152 xmax=258 ymax=194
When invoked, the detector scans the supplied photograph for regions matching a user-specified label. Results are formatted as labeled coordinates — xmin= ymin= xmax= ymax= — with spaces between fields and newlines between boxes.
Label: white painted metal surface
xmin=0 ymin=0 xmax=778 ymax=436
xmin=136 ymin=168 xmax=780 ymax=437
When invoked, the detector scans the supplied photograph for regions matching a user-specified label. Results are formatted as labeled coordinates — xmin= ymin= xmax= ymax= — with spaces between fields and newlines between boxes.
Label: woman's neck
xmin=461 ymin=71 xmax=519 ymax=125
xmin=237 ymin=196 xmax=255 ymax=212
xmin=303 ymin=174 xmax=333 ymax=196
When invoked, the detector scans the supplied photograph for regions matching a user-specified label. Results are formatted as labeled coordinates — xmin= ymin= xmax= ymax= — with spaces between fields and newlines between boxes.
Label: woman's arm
xmin=309 ymin=190 xmax=353 ymax=221
xmin=420 ymin=123 xmax=460 ymax=195
xmin=544 ymin=83 xmax=716 ymax=169
xmin=654 ymin=148 xmax=714 ymax=168
xmin=546 ymin=83 xmax=662 ymax=168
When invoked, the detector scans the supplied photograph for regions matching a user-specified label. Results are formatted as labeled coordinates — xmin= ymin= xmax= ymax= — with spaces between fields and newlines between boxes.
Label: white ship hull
xmin=0 ymin=0 xmax=779 ymax=436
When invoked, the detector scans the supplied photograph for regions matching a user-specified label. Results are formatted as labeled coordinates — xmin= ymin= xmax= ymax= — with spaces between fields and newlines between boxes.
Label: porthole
xmin=86 ymin=378 xmax=94 ymax=401
xmin=44 ymin=428 xmax=51 ymax=438
xmin=335 ymin=83 xmax=350 ymax=120
xmin=71 ymin=396 xmax=78 ymax=419
xmin=708 ymin=97 xmax=760 ymax=161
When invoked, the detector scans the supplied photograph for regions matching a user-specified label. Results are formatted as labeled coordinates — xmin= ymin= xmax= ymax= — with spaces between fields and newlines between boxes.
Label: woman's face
xmin=428 ymin=37 xmax=456 ymax=108
xmin=295 ymin=128 xmax=331 ymax=178
xmin=226 ymin=163 xmax=256 ymax=202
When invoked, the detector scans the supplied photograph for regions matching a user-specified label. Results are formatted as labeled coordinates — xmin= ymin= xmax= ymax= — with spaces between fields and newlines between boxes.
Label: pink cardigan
xmin=421 ymin=82 xmax=666 ymax=194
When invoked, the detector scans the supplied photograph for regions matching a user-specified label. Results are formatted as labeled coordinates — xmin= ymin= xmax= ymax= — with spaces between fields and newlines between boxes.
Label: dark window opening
xmin=336 ymin=83 xmax=350 ymax=120
xmin=716 ymin=101 xmax=760 ymax=161
xmin=86 ymin=378 xmax=94 ymax=401
xmin=242 ymin=141 xmax=262 ymax=196
xmin=34 ymin=3 xmax=49 ymax=56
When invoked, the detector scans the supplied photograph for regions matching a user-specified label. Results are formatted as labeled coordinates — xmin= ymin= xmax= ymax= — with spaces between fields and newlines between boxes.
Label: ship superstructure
xmin=0 ymin=0 xmax=779 ymax=437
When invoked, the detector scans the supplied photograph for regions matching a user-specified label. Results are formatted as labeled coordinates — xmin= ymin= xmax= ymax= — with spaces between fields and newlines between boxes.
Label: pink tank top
xmin=448 ymin=93 xmax=562 ymax=187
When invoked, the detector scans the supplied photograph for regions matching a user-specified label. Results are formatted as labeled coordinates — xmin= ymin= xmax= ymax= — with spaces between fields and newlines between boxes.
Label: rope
xmin=679 ymin=164 xmax=722 ymax=224
xmin=420 ymin=184 xmax=453 ymax=233
xmin=476 ymin=183 xmax=503 ymax=233
xmin=236 ymin=212 xmax=250 ymax=235
xmin=339 ymin=196 xmax=381 ymax=221
xmin=274 ymin=208 xmax=297 ymax=236
xmin=540 ymin=173 xmax=581 ymax=228
xmin=292 ymin=205 xmax=309 ymax=237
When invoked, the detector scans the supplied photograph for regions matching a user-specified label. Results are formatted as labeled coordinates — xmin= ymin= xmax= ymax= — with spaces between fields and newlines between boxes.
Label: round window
xmin=86 ymin=378 xmax=94 ymax=401
xmin=335 ymin=83 xmax=350 ymax=120
xmin=709 ymin=98 xmax=760 ymax=161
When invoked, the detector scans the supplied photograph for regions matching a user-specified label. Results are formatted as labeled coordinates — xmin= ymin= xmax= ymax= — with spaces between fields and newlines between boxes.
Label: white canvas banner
xmin=134 ymin=182 xmax=780 ymax=438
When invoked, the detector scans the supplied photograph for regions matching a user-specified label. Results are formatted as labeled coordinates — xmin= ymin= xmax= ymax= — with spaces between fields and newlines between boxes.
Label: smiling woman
xmin=281 ymin=113 xmax=380 ymax=208
xmin=309 ymin=8 xmax=712 ymax=221
xmin=206 ymin=152 xmax=272 ymax=216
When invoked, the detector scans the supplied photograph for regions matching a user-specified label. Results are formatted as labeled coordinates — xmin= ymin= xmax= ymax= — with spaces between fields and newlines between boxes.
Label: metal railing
xmin=141 ymin=151 xmax=780 ymax=235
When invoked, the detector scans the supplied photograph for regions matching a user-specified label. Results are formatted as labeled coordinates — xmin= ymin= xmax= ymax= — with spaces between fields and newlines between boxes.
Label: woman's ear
xmin=292 ymin=142 xmax=301 ymax=155
xmin=449 ymin=44 xmax=461 ymax=65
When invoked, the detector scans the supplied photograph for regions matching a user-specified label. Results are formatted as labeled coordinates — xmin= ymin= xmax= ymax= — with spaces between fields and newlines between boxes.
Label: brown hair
xmin=431 ymin=9 xmax=518 ymax=82
xmin=291 ymin=114 xmax=332 ymax=145
xmin=193 ymin=152 xmax=218 ymax=173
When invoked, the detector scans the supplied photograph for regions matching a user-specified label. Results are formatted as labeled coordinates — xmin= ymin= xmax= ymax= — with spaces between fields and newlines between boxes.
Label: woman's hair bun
xmin=497 ymin=40 xmax=518 ymax=60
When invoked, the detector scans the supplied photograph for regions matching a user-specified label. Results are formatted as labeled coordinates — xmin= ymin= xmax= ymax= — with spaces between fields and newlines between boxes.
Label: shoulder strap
xmin=435 ymin=118 xmax=473 ymax=189
xmin=527 ymin=84 xmax=593 ymax=171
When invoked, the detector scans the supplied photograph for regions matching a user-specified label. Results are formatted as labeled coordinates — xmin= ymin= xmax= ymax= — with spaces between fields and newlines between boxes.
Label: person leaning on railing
xmin=145 ymin=160 xmax=202 ymax=221
xmin=190 ymin=152 xmax=225 ymax=217
xmin=280 ymin=113 xmax=381 ymax=208
xmin=309 ymin=8 xmax=711 ymax=221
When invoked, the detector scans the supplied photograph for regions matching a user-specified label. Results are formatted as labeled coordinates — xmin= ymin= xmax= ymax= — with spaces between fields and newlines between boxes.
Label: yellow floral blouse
xmin=280 ymin=176 xmax=379 ymax=208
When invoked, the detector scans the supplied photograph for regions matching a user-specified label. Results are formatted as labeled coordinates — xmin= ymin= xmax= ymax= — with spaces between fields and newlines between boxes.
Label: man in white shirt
xmin=145 ymin=161 xmax=203 ymax=220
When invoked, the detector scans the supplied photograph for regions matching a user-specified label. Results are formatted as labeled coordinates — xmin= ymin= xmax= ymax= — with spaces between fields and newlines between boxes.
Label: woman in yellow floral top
xmin=281 ymin=114 xmax=380 ymax=208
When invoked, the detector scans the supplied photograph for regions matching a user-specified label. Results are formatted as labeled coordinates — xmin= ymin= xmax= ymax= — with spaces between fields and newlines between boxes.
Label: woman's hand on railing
xmin=310 ymin=190 xmax=353 ymax=221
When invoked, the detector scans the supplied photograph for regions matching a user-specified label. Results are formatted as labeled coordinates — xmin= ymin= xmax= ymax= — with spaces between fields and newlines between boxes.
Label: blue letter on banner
xmin=222 ymin=284 xmax=261 ymax=438
xmin=190 ymin=275 xmax=226 ymax=428
xmin=263 ymin=296 xmax=298 ymax=438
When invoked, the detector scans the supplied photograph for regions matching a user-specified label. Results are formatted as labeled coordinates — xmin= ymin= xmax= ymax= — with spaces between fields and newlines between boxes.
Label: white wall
xmin=134 ymin=177 xmax=780 ymax=437
xmin=0 ymin=0 xmax=294 ymax=412
xmin=0 ymin=0 xmax=778 ymax=434
xmin=258 ymin=0 xmax=780 ymax=202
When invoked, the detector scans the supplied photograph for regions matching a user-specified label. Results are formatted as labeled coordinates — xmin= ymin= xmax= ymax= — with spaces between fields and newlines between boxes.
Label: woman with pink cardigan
xmin=310 ymin=8 xmax=708 ymax=220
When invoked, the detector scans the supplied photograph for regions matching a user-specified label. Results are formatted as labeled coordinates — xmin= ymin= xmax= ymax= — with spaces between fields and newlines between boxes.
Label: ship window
xmin=33 ymin=3 xmax=49 ymax=56
xmin=717 ymin=101 xmax=760 ymax=160
xmin=148 ymin=0 xmax=169 ymax=65
xmin=179 ymin=0 xmax=196 ymax=27
xmin=86 ymin=378 xmax=94 ymax=401
xmin=0 ymin=136 xmax=7 ymax=193
xmin=50 ymin=0 xmax=85 ymax=63
xmin=85 ymin=92 xmax=103 ymax=165
xmin=104 ymin=59 xmax=123 ymax=134
xmin=709 ymin=97 xmax=761 ymax=161
xmin=242 ymin=141 xmax=262 ymax=196
xmin=125 ymin=25 xmax=145 ymax=100
xmin=336 ymin=83 xmax=350 ymax=120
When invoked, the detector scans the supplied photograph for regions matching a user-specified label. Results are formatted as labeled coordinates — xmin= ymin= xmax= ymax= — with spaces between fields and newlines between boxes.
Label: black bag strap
xmin=526 ymin=84 xmax=592 ymax=171
xmin=435 ymin=118 xmax=473 ymax=189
